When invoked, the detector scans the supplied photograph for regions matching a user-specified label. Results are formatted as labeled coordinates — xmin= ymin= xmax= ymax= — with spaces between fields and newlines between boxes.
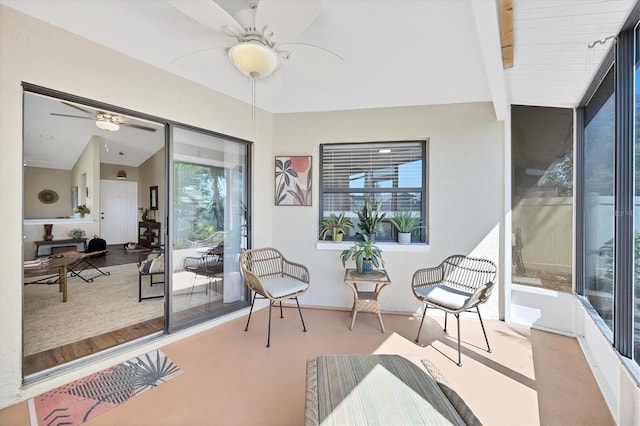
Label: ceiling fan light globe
xmin=228 ymin=41 xmax=279 ymax=79
xmin=96 ymin=120 xmax=120 ymax=132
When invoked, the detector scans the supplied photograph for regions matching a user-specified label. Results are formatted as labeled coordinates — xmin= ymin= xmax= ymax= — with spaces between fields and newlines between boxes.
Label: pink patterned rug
xmin=28 ymin=350 xmax=182 ymax=426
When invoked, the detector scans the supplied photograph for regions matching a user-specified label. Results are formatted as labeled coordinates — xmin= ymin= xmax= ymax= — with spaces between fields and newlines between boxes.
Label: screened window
xmin=577 ymin=13 xmax=639 ymax=367
xmin=582 ymin=66 xmax=616 ymax=331
xmin=634 ymin=22 xmax=640 ymax=363
xmin=319 ymin=141 xmax=427 ymax=243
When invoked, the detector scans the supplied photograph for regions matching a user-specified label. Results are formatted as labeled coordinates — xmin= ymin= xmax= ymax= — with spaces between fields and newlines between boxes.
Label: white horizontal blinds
xmin=322 ymin=142 xmax=422 ymax=190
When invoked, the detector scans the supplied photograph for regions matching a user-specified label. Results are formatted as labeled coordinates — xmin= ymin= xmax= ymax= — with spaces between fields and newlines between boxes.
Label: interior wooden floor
xmin=2 ymin=307 xmax=614 ymax=425
xmin=23 ymin=245 xmax=165 ymax=376
xmin=23 ymin=316 xmax=164 ymax=376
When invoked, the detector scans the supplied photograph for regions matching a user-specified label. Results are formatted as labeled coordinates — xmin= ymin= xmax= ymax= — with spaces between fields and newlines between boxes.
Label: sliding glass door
xmin=169 ymin=126 xmax=250 ymax=329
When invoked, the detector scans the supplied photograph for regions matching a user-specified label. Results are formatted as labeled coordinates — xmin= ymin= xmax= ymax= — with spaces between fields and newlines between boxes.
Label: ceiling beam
xmin=471 ymin=0 xmax=508 ymax=121
xmin=499 ymin=0 xmax=514 ymax=69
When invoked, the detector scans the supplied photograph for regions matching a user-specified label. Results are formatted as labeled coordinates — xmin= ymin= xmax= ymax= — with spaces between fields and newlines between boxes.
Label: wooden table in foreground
xmin=343 ymin=268 xmax=391 ymax=332
xmin=304 ymin=354 xmax=466 ymax=425
xmin=23 ymin=257 xmax=78 ymax=302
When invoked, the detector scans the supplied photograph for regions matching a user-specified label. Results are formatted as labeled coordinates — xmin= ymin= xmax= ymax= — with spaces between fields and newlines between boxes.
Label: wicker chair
xmin=240 ymin=247 xmax=310 ymax=348
xmin=412 ymin=254 xmax=497 ymax=366
xmin=182 ymin=245 xmax=224 ymax=293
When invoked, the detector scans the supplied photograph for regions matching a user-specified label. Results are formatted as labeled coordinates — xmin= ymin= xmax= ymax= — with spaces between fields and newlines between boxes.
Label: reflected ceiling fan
xmin=50 ymin=102 xmax=157 ymax=132
xmin=168 ymin=0 xmax=343 ymax=80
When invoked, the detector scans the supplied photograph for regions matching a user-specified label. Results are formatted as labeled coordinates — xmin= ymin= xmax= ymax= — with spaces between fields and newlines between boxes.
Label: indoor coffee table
xmin=23 ymin=257 xmax=78 ymax=302
xmin=343 ymin=268 xmax=391 ymax=332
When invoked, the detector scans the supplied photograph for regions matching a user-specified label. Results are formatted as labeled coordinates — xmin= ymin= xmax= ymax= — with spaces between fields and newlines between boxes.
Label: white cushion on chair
xmin=262 ymin=276 xmax=309 ymax=298
xmin=415 ymin=285 xmax=472 ymax=311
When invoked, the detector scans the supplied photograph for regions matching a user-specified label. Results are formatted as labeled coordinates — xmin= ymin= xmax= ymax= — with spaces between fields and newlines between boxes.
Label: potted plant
xmin=340 ymin=234 xmax=384 ymax=274
xmin=68 ymin=228 xmax=86 ymax=239
xmin=355 ymin=200 xmax=386 ymax=240
xmin=319 ymin=212 xmax=354 ymax=242
xmin=74 ymin=204 xmax=91 ymax=218
xmin=389 ymin=211 xmax=421 ymax=244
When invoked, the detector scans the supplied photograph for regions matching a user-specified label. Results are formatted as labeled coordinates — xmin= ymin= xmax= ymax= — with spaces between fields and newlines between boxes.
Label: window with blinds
xmin=319 ymin=140 xmax=428 ymax=243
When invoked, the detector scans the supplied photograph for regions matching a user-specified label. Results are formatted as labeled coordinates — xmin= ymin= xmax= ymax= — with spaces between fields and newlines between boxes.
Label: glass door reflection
xmin=169 ymin=126 xmax=249 ymax=328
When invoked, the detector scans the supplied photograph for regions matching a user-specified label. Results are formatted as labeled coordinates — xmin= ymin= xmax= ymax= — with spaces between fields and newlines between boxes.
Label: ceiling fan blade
xmin=277 ymin=43 xmax=343 ymax=76
xmin=60 ymin=101 xmax=95 ymax=117
xmin=122 ymin=123 xmax=158 ymax=132
xmin=171 ymin=47 xmax=229 ymax=72
xmin=50 ymin=113 xmax=94 ymax=120
xmin=255 ymin=0 xmax=321 ymax=40
xmin=168 ymin=0 xmax=243 ymax=35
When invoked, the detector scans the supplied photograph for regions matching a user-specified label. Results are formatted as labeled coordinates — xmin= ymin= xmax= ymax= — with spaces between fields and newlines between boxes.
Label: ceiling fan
xmin=168 ymin=0 xmax=343 ymax=80
xmin=50 ymin=102 xmax=157 ymax=132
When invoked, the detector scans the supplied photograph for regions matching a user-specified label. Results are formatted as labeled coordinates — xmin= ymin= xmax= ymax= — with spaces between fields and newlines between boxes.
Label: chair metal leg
xmin=267 ymin=301 xmax=273 ymax=348
xmin=244 ymin=292 xmax=257 ymax=332
xmin=279 ymin=300 xmax=284 ymax=318
xmin=415 ymin=304 xmax=428 ymax=343
xmin=477 ymin=306 xmax=491 ymax=353
xmin=444 ymin=311 xmax=448 ymax=332
xmin=455 ymin=313 xmax=461 ymax=366
xmin=295 ymin=297 xmax=307 ymax=332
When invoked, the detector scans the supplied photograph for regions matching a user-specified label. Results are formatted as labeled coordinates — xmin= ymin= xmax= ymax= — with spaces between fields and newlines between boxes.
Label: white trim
xmin=470 ymin=0 xmax=508 ymax=121
xmin=24 ymin=218 xmax=92 ymax=225
xmin=316 ymin=241 xmax=430 ymax=253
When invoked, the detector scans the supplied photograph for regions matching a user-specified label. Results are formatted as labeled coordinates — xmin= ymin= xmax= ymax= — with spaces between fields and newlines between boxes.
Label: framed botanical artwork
xmin=275 ymin=156 xmax=312 ymax=206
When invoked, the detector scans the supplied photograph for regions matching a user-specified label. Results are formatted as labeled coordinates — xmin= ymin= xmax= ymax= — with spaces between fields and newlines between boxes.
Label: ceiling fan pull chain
xmin=251 ymin=73 xmax=257 ymax=135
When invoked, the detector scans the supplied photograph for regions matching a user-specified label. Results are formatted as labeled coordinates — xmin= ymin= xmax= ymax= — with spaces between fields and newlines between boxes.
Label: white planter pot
xmin=398 ymin=233 xmax=411 ymax=245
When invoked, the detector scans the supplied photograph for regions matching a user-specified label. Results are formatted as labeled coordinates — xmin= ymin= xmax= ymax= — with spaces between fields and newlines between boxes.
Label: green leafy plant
xmin=319 ymin=212 xmax=354 ymax=241
xmin=355 ymin=200 xmax=386 ymax=236
xmin=74 ymin=204 xmax=90 ymax=215
xmin=340 ymin=234 xmax=384 ymax=272
xmin=598 ymin=232 xmax=640 ymax=280
xmin=68 ymin=228 xmax=86 ymax=239
xmin=389 ymin=211 xmax=421 ymax=233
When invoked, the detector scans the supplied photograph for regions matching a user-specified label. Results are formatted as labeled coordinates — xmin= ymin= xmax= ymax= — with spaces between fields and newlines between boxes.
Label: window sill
xmin=316 ymin=241 xmax=430 ymax=252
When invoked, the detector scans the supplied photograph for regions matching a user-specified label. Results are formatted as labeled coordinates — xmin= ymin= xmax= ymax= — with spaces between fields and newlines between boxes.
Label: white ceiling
xmin=3 ymin=0 xmax=636 ymax=116
xmin=23 ymin=93 xmax=164 ymax=170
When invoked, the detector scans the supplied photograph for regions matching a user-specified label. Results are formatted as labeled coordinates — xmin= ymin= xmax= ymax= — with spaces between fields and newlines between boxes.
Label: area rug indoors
xmin=28 ymin=350 xmax=182 ymax=426
xmin=24 ymin=263 xmax=223 ymax=355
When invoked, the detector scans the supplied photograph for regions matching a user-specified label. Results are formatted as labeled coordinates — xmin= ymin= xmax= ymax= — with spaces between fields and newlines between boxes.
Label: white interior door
xmin=100 ymin=179 xmax=138 ymax=245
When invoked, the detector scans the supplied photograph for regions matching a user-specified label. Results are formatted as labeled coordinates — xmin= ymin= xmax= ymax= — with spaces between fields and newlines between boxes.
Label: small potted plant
xmin=340 ymin=234 xmax=384 ymax=274
xmin=389 ymin=211 xmax=421 ymax=244
xmin=320 ymin=212 xmax=354 ymax=242
xmin=355 ymin=200 xmax=386 ymax=241
xmin=74 ymin=204 xmax=91 ymax=218
xmin=68 ymin=228 xmax=86 ymax=239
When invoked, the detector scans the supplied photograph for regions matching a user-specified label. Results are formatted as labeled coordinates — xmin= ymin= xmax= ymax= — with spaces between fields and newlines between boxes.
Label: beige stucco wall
xmin=24 ymin=167 xmax=72 ymax=218
xmin=272 ymin=104 xmax=504 ymax=315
